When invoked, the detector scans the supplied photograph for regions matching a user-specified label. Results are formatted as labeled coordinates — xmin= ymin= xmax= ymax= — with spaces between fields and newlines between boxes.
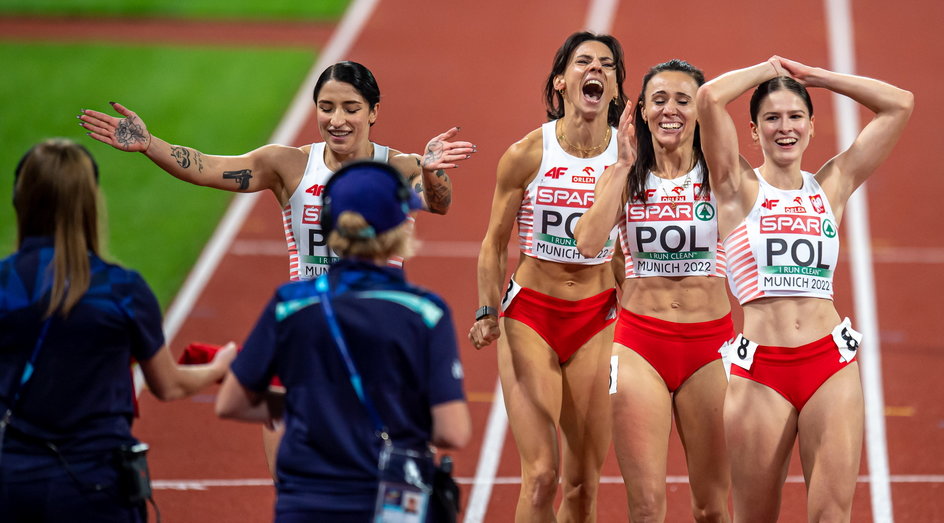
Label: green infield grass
xmin=0 ymin=42 xmax=315 ymax=307
xmin=0 ymin=0 xmax=349 ymax=20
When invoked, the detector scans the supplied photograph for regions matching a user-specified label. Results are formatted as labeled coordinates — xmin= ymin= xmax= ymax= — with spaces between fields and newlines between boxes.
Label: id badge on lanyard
xmin=374 ymin=442 xmax=434 ymax=523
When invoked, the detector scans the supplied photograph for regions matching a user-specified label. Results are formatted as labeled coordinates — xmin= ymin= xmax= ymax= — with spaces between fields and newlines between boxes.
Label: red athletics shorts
xmin=729 ymin=328 xmax=858 ymax=411
xmin=500 ymin=281 xmax=618 ymax=364
xmin=614 ymin=309 xmax=734 ymax=392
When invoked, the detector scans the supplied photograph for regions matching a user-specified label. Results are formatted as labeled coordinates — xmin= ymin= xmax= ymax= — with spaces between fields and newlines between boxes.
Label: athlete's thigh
xmin=797 ymin=363 xmax=863 ymax=514
xmin=558 ymin=325 xmax=616 ymax=475
xmin=609 ymin=344 xmax=673 ymax=487
xmin=674 ymin=360 xmax=730 ymax=498
xmin=497 ymin=318 xmax=564 ymax=465
xmin=724 ymin=376 xmax=797 ymax=521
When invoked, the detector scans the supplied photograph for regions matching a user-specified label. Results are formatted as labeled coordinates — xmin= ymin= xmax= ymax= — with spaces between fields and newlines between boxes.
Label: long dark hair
xmin=749 ymin=76 xmax=813 ymax=123
xmin=14 ymin=139 xmax=101 ymax=317
xmin=313 ymin=61 xmax=381 ymax=124
xmin=543 ymin=32 xmax=628 ymax=127
xmin=628 ymin=59 xmax=709 ymax=203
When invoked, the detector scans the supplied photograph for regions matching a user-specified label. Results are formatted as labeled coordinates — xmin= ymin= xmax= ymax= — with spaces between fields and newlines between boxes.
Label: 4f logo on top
xmin=544 ymin=166 xmax=568 ymax=179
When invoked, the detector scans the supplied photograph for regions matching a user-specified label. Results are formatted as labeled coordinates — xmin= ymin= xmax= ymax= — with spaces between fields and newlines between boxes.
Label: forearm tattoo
xmin=223 ymin=169 xmax=253 ymax=190
xmin=427 ymin=183 xmax=452 ymax=209
xmin=115 ymin=117 xmax=148 ymax=150
xmin=193 ymin=150 xmax=205 ymax=172
xmin=170 ymin=146 xmax=191 ymax=169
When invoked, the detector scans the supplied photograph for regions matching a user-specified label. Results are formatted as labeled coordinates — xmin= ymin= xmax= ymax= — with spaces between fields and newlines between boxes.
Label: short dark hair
xmin=543 ymin=32 xmax=627 ymax=127
xmin=749 ymin=76 xmax=813 ymax=123
xmin=312 ymin=61 xmax=381 ymax=109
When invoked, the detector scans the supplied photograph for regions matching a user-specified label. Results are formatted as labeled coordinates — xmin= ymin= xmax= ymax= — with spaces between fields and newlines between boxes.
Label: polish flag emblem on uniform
xmin=810 ymin=194 xmax=826 ymax=214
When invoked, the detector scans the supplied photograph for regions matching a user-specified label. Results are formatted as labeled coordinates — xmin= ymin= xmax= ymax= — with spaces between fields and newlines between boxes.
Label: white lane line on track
xmin=463 ymin=381 xmax=507 ymax=523
xmin=153 ymin=474 xmax=944 ymax=491
xmin=824 ymin=0 xmax=894 ymax=520
xmin=134 ymin=0 xmax=380 ymax=394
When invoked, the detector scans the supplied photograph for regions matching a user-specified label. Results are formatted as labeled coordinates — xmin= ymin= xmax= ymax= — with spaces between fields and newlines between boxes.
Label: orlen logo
xmin=544 ymin=166 xmax=568 ymax=179
xmin=305 ymin=184 xmax=326 ymax=197
xmin=761 ymin=198 xmax=779 ymax=210
xmin=759 ymin=214 xmax=822 ymax=236
xmin=535 ymin=187 xmax=594 ymax=208
xmin=301 ymin=205 xmax=322 ymax=225
xmin=573 ymin=176 xmax=595 ymax=184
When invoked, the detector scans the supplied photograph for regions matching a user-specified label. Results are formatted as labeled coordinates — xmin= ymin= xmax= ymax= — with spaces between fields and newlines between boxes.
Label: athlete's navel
xmin=670 ymin=301 xmax=680 ymax=309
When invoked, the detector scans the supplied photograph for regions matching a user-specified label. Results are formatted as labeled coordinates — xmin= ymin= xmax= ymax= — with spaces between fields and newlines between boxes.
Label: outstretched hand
xmin=79 ymin=102 xmax=152 ymax=152
xmin=421 ymin=127 xmax=477 ymax=171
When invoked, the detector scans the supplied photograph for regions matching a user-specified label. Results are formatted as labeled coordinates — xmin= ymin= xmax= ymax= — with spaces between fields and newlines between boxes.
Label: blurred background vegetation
xmin=0 ymin=1 xmax=349 ymax=306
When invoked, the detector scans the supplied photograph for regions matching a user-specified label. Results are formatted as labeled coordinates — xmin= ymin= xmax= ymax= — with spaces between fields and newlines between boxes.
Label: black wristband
xmin=475 ymin=306 xmax=498 ymax=321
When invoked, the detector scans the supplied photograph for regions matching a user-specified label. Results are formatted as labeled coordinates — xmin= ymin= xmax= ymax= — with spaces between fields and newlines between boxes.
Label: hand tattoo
xmin=422 ymin=140 xmax=444 ymax=169
xmin=115 ymin=117 xmax=149 ymax=151
xmin=223 ymin=169 xmax=253 ymax=190
xmin=170 ymin=146 xmax=191 ymax=168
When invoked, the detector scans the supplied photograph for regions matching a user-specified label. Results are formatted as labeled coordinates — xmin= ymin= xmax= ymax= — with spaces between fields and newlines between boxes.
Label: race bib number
xmin=730 ymin=334 xmax=758 ymax=372
xmin=500 ymin=279 xmax=522 ymax=313
xmin=831 ymin=318 xmax=863 ymax=363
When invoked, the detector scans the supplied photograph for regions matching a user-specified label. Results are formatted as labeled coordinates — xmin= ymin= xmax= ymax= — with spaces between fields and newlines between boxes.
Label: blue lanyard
xmin=315 ymin=275 xmax=388 ymax=440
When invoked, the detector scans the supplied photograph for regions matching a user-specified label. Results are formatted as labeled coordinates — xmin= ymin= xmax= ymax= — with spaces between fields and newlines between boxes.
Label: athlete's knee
xmin=560 ymin=479 xmax=598 ymax=516
xmin=524 ymin=467 xmax=559 ymax=508
xmin=809 ymin=501 xmax=853 ymax=523
xmin=691 ymin=502 xmax=729 ymax=523
xmin=627 ymin=489 xmax=666 ymax=523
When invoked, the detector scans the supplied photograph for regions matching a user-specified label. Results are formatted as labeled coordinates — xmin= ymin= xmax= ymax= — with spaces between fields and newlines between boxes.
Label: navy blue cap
xmin=323 ymin=160 xmax=423 ymax=238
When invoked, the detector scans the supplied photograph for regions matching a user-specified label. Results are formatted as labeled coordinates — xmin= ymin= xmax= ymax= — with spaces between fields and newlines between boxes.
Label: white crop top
xmin=723 ymin=168 xmax=840 ymax=304
xmin=619 ymin=164 xmax=726 ymax=278
xmin=517 ymin=120 xmax=619 ymax=265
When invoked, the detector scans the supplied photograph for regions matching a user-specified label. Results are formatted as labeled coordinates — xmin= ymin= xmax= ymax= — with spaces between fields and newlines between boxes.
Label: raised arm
xmin=468 ymin=133 xmax=539 ymax=349
xmin=80 ymin=102 xmax=304 ymax=203
xmin=139 ymin=342 xmax=237 ymax=402
xmin=393 ymin=127 xmax=477 ymax=215
xmin=697 ymin=59 xmax=783 ymax=200
xmin=575 ymin=104 xmax=635 ymax=257
xmin=779 ymin=57 xmax=914 ymax=207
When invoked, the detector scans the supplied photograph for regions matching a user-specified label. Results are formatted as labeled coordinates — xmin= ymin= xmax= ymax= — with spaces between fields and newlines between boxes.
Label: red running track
xmin=19 ymin=0 xmax=939 ymax=520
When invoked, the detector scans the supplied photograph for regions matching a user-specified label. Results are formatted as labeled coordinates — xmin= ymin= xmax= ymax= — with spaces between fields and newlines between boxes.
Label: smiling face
xmin=640 ymin=70 xmax=699 ymax=151
xmin=554 ymin=40 xmax=619 ymax=116
xmin=751 ymin=89 xmax=815 ymax=165
xmin=315 ymin=79 xmax=378 ymax=157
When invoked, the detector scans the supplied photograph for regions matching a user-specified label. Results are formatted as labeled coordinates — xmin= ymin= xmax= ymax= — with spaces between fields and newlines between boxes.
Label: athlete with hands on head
xmin=696 ymin=55 xmax=912 ymax=522
xmin=470 ymin=31 xmax=626 ymax=522
xmin=575 ymin=59 xmax=733 ymax=523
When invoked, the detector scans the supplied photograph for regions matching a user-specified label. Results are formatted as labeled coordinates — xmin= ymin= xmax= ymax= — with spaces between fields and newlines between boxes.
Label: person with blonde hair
xmin=0 ymin=138 xmax=235 ymax=522
xmin=217 ymin=161 xmax=470 ymax=522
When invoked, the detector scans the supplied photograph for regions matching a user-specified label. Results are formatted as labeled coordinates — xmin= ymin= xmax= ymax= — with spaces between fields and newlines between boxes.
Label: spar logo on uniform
xmin=628 ymin=203 xmax=693 ymax=222
xmin=759 ymin=215 xmax=822 ymax=236
xmin=302 ymin=205 xmax=322 ymax=225
xmin=535 ymin=187 xmax=594 ymax=208
xmin=695 ymin=202 xmax=715 ymax=222
xmin=822 ymin=218 xmax=837 ymax=238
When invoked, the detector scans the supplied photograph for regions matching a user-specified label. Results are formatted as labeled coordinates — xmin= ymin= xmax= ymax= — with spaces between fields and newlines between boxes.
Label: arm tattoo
xmin=427 ymin=184 xmax=452 ymax=209
xmin=223 ymin=169 xmax=253 ymax=190
xmin=115 ymin=117 xmax=148 ymax=150
xmin=194 ymin=150 xmax=205 ymax=173
xmin=423 ymin=140 xmax=444 ymax=168
xmin=170 ymin=146 xmax=191 ymax=169
xmin=435 ymin=169 xmax=447 ymax=179
xmin=413 ymin=182 xmax=424 ymax=194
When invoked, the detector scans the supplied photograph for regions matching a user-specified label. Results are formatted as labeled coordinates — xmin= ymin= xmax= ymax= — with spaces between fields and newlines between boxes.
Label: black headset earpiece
xmin=13 ymin=142 xmax=99 ymax=205
xmin=321 ymin=160 xmax=412 ymax=237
